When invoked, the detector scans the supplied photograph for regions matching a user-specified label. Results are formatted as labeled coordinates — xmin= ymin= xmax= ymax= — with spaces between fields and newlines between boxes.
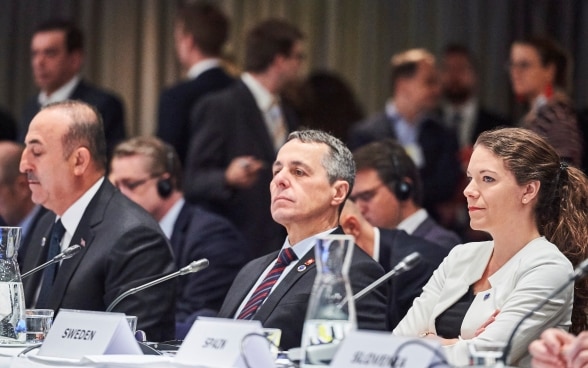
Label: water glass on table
xmin=25 ymin=309 xmax=53 ymax=343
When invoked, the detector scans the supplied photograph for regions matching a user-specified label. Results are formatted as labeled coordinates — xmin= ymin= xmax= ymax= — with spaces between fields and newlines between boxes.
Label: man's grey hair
xmin=286 ymin=130 xmax=355 ymax=193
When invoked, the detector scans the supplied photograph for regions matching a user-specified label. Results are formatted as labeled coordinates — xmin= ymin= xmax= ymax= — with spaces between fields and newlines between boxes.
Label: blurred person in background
xmin=20 ymin=19 xmax=126 ymax=158
xmin=509 ymin=36 xmax=583 ymax=167
xmin=156 ymin=1 xmax=234 ymax=165
xmin=0 ymin=141 xmax=46 ymax=268
xmin=348 ymin=48 xmax=461 ymax=224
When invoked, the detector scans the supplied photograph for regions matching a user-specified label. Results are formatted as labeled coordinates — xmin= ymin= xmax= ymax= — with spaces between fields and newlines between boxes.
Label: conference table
xmin=0 ymin=346 xmax=298 ymax=368
xmin=0 ymin=347 xmax=177 ymax=368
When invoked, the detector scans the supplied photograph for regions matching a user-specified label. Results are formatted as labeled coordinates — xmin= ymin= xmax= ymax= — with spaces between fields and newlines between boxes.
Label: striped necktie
xmin=237 ymin=247 xmax=297 ymax=320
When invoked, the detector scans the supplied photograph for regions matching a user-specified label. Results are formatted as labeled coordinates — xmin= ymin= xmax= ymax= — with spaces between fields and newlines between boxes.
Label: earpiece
xmin=390 ymin=150 xmax=412 ymax=202
xmin=156 ymin=146 xmax=174 ymax=199
xmin=394 ymin=179 xmax=412 ymax=201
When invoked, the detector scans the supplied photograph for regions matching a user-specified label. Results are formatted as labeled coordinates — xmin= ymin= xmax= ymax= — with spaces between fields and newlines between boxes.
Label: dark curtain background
xmin=1 ymin=0 xmax=587 ymax=136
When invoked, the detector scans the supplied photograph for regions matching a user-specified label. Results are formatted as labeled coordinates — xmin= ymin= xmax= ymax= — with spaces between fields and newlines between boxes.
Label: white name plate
xmin=330 ymin=330 xmax=448 ymax=368
xmin=175 ymin=317 xmax=274 ymax=368
xmin=39 ymin=309 xmax=142 ymax=359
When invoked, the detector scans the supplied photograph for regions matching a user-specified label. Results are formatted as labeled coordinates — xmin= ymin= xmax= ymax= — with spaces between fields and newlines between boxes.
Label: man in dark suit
xmin=217 ymin=130 xmax=388 ymax=351
xmin=438 ymin=44 xmax=512 ymax=241
xmin=440 ymin=44 xmax=511 ymax=151
xmin=348 ymin=49 xmax=461 ymax=219
xmin=20 ymin=101 xmax=175 ymax=342
xmin=184 ymin=19 xmax=303 ymax=258
xmin=340 ymin=200 xmax=448 ymax=329
xmin=0 ymin=141 xmax=46 ymax=269
xmin=156 ymin=1 xmax=234 ymax=165
xmin=351 ymin=139 xmax=461 ymax=250
xmin=19 ymin=19 xmax=126 ymax=157
xmin=110 ymin=136 xmax=250 ymax=339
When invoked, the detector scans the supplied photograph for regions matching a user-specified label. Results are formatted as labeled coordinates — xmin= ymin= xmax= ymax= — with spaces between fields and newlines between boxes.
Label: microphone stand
xmin=20 ymin=244 xmax=82 ymax=280
xmin=106 ymin=258 xmax=209 ymax=312
xmin=501 ymin=258 xmax=588 ymax=365
xmin=337 ymin=252 xmax=421 ymax=308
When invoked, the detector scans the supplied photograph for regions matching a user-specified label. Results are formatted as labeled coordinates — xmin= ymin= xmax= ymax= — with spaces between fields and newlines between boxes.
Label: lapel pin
xmin=41 ymin=237 xmax=46 ymax=247
xmin=297 ymin=258 xmax=315 ymax=272
xmin=483 ymin=293 xmax=491 ymax=301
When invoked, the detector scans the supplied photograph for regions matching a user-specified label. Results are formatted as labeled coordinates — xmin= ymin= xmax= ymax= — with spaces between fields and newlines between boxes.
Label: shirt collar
xmin=38 ymin=75 xmax=81 ymax=106
xmin=241 ymin=72 xmax=276 ymax=112
xmin=282 ymin=227 xmax=338 ymax=260
xmin=59 ymin=177 xmax=104 ymax=250
xmin=397 ymin=208 xmax=428 ymax=235
xmin=186 ymin=58 xmax=222 ymax=80
xmin=159 ymin=197 xmax=185 ymax=239
xmin=385 ymin=99 xmax=401 ymax=121
xmin=372 ymin=226 xmax=380 ymax=262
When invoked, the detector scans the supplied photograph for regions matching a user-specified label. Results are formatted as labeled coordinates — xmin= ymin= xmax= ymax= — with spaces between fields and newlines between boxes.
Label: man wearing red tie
xmin=217 ymin=130 xmax=388 ymax=350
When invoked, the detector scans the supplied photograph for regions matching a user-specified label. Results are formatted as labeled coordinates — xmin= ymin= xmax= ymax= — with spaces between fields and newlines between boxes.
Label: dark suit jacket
xmin=16 ymin=206 xmax=48 ymax=270
xmin=184 ymin=80 xmax=298 ymax=258
xmin=217 ymin=228 xmax=388 ymax=350
xmin=19 ymin=80 xmax=126 ymax=156
xmin=469 ymin=108 xmax=511 ymax=145
xmin=378 ymin=228 xmax=449 ymax=329
xmin=21 ymin=180 xmax=176 ymax=342
xmin=171 ymin=202 xmax=250 ymax=338
xmin=348 ymin=112 xmax=461 ymax=211
xmin=412 ymin=215 xmax=461 ymax=251
xmin=156 ymin=67 xmax=234 ymax=165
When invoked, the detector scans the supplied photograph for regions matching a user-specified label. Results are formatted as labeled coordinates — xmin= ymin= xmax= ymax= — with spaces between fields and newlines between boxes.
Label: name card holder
xmin=330 ymin=330 xmax=449 ymax=368
xmin=175 ymin=317 xmax=274 ymax=368
xmin=38 ymin=309 xmax=142 ymax=359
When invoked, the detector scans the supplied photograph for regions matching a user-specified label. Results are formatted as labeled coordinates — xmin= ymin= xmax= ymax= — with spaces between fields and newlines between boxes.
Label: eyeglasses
xmin=349 ymin=184 xmax=386 ymax=203
xmin=114 ymin=176 xmax=155 ymax=191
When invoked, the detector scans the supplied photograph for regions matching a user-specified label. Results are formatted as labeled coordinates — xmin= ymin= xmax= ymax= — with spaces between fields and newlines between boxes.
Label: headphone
xmin=156 ymin=145 xmax=174 ymax=198
xmin=389 ymin=149 xmax=412 ymax=202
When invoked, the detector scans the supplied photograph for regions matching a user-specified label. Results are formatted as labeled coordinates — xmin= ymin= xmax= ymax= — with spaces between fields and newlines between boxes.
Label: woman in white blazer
xmin=394 ymin=127 xmax=588 ymax=367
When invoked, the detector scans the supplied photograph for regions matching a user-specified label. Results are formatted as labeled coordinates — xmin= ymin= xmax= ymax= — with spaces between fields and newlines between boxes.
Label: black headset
xmin=389 ymin=149 xmax=412 ymax=202
xmin=156 ymin=145 xmax=174 ymax=198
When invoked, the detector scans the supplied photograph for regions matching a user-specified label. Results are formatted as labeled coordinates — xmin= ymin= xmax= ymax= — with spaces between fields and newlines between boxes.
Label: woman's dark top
xmin=435 ymin=285 xmax=476 ymax=338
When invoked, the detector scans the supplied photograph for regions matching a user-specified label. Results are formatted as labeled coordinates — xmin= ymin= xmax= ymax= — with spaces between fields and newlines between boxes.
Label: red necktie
xmin=237 ymin=247 xmax=297 ymax=320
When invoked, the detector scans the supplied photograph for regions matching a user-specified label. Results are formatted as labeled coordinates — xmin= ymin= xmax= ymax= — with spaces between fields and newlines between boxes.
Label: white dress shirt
xmin=233 ymin=227 xmax=336 ymax=318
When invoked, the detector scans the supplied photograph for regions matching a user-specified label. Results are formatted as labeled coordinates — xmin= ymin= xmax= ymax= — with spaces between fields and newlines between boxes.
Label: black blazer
xmin=171 ymin=202 xmax=250 ymax=338
xmin=16 ymin=206 xmax=48 ymax=271
xmin=348 ymin=112 xmax=461 ymax=209
xmin=19 ymin=80 xmax=126 ymax=156
xmin=156 ymin=67 xmax=235 ymax=165
xmin=378 ymin=228 xmax=449 ymax=329
xmin=412 ymin=215 xmax=461 ymax=251
xmin=21 ymin=180 xmax=176 ymax=342
xmin=184 ymin=80 xmax=298 ymax=258
xmin=470 ymin=108 xmax=512 ymax=145
xmin=217 ymin=227 xmax=388 ymax=351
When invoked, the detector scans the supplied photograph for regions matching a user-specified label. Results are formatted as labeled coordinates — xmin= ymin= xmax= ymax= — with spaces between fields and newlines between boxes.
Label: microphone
xmin=353 ymin=252 xmax=421 ymax=303
xmin=106 ymin=258 xmax=209 ymax=312
xmin=20 ymin=244 xmax=82 ymax=280
xmin=501 ymin=258 xmax=588 ymax=365
xmin=337 ymin=252 xmax=421 ymax=308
